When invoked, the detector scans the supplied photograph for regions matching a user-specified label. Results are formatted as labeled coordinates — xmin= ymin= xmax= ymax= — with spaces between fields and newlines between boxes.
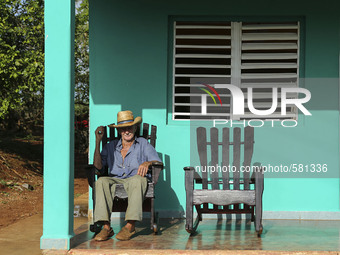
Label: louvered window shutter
xmin=240 ymin=22 xmax=300 ymax=120
xmin=172 ymin=21 xmax=300 ymax=120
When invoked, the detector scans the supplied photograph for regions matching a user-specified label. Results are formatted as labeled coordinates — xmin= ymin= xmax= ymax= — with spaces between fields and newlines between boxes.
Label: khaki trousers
xmin=94 ymin=174 xmax=147 ymax=222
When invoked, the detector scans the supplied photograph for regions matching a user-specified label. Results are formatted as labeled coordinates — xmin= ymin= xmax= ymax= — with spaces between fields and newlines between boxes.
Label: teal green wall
xmin=89 ymin=0 xmax=340 ymax=214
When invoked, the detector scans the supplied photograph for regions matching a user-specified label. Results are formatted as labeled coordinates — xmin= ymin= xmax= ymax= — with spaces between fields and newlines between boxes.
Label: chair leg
xmin=192 ymin=213 xmax=201 ymax=234
xmin=185 ymin=204 xmax=194 ymax=233
xmin=255 ymin=205 xmax=263 ymax=237
xmin=90 ymin=178 xmax=99 ymax=233
xmin=186 ymin=206 xmax=202 ymax=234
xmin=149 ymin=197 xmax=159 ymax=234
xmin=255 ymin=172 xmax=264 ymax=237
xmin=185 ymin=167 xmax=195 ymax=234
xmin=251 ymin=206 xmax=255 ymax=222
xmin=195 ymin=205 xmax=203 ymax=221
xmin=153 ymin=211 xmax=159 ymax=234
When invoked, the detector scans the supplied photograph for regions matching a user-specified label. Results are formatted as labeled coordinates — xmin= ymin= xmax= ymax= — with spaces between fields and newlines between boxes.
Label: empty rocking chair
xmin=184 ymin=126 xmax=264 ymax=236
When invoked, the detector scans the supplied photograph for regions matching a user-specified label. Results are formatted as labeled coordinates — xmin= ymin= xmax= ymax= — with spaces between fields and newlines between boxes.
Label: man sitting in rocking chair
xmin=93 ymin=110 xmax=162 ymax=241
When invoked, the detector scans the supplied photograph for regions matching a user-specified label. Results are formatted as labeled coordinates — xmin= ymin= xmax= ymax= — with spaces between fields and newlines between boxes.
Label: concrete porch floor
xmin=1 ymin=215 xmax=340 ymax=255
xmin=1 ymin=191 xmax=340 ymax=255
xmin=48 ymin=216 xmax=340 ymax=255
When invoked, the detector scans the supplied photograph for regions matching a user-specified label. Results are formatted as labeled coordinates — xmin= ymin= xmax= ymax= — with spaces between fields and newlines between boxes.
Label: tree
xmin=75 ymin=0 xmax=89 ymax=107
xmin=74 ymin=0 xmax=89 ymax=153
xmin=0 ymin=0 xmax=44 ymax=131
xmin=0 ymin=0 xmax=90 ymax=135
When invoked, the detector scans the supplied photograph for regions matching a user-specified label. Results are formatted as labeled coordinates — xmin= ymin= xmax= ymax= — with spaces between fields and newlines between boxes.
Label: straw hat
xmin=108 ymin=110 xmax=142 ymax=128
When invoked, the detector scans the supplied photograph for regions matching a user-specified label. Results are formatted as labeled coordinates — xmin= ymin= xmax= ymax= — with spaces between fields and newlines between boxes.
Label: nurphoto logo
xmin=198 ymin=83 xmax=312 ymax=128
xmin=200 ymin=84 xmax=312 ymax=116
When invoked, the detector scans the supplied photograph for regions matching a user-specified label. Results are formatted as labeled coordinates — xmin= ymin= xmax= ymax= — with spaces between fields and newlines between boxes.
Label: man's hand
xmin=95 ymin=126 xmax=105 ymax=142
xmin=137 ymin=162 xmax=152 ymax=177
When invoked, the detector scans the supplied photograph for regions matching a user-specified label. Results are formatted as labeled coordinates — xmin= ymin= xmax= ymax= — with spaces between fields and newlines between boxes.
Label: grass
xmin=0 ymin=179 xmax=18 ymax=187
xmin=0 ymin=191 xmax=10 ymax=196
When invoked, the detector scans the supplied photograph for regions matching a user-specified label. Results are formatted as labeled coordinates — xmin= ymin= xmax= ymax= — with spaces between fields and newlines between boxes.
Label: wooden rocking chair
xmin=184 ymin=126 xmax=264 ymax=236
xmin=87 ymin=123 xmax=163 ymax=233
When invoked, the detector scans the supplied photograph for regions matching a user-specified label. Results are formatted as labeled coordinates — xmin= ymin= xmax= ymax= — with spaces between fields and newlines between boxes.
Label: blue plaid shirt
xmin=100 ymin=137 xmax=161 ymax=179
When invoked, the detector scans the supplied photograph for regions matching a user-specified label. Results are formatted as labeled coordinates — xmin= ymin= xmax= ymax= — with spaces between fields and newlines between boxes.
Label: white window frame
xmin=172 ymin=20 xmax=300 ymax=121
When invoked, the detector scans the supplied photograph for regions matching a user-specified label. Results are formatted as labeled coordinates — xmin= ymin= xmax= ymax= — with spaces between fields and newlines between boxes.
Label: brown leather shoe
xmin=94 ymin=227 xmax=114 ymax=241
xmin=115 ymin=226 xmax=136 ymax=241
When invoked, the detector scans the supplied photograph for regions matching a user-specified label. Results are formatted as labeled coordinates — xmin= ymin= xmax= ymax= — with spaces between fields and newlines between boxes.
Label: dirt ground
xmin=0 ymin=134 xmax=89 ymax=229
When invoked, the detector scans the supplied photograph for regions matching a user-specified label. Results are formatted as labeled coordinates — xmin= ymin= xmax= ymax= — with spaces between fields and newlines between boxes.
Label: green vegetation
xmin=74 ymin=193 xmax=82 ymax=198
xmin=0 ymin=0 xmax=89 ymax=150
xmin=0 ymin=0 xmax=44 ymax=132
xmin=75 ymin=0 xmax=89 ymax=108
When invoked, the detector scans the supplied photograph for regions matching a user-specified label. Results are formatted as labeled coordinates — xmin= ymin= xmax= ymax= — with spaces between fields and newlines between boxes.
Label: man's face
xmin=118 ymin=125 xmax=136 ymax=142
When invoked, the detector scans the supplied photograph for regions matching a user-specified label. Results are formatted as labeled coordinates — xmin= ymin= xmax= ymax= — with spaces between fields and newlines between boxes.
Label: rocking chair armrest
xmin=86 ymin=164 xmax=109 ymax=188
xmin=184 ymin=166 xmax=195 ymax=171
xmin=152 ymin=161 xmax=164 ymax=168
xmin=151 ymin=162 xmax=164 ymax=186
xmin=184 ymin=166 xmax=196 ymax=191
xmin=183 ymin=166 xmax=202 ymax=183
xmin=85 ymin=164 xmax=94 ymax=171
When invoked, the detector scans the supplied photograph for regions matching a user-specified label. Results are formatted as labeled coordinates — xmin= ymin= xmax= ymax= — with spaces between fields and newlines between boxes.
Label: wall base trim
xmin=263 ymin=211 xmax=340 ymax=220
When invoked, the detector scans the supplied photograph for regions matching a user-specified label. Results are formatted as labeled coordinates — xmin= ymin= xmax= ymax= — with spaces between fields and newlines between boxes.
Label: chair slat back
xmin=197 ymin=127 xmax=208 ymax=189
xmin=233 ymin=128 xmax=241 ymax=190
xmin=150 ymin=125 xmax=157 ymax=148
xmin=196 ymin=126 xmax=254 ymax=192
xmin=210 ymin=127 xmax=219 ymax=190
xmin=109 ymin=126 xmax=115 ymax=141
xmin=243 ymin=126 xmax=254 ymax=190
xmin=142 ymin=123 xmax=149 ymax=139
xmin=102 ymin=127 xmax=108 ymax=145
xmin=222 ymin=128 xmax=230 ymax=190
